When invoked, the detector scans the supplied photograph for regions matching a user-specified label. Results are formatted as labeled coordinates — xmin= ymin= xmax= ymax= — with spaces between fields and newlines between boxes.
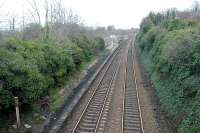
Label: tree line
xmin=0 ymin=0 xmax=109 ymax=131
xmin=136 ymin=1 xmax=200 ymax=132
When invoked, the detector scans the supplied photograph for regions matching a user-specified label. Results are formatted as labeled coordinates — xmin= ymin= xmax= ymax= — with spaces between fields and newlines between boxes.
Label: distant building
xmin=104 ymin=35 xmax=118 ymax=50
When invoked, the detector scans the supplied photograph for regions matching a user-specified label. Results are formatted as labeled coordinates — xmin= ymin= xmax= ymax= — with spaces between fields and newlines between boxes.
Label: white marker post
xmin=14 ymin=97 xmax=21 ymax=133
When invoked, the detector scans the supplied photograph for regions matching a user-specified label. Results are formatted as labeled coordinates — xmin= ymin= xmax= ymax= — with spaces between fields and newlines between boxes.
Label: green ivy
xmin=137 ymin=14 xmax=200 ymax=132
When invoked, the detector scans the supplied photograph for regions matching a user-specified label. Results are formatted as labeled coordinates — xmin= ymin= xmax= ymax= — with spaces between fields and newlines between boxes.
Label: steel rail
xmin=94 ymin=58 xmax=121 ymax=133
xmin=94 ymin=52 xmax=122 ymax=133
xmin=132 ymin=41 xmax=145 ymax=133
xmin=122 ymin=40 xmax=144 ymax=133
xmin=121 ymin=41 xmax=129 ymax=133
xmin=71 ymin=45 xmax=122 ymax=133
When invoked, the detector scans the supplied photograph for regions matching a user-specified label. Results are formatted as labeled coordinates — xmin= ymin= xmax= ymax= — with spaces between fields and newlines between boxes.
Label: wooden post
xmin=14 ymin=97 xmax=21 ymax=133
xmin=12 ymin=17 xmax=15 ymax=31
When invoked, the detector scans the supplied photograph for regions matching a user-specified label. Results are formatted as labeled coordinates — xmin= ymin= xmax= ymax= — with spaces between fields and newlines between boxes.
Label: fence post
xmin=14 ymin=97 xmax=21 ymax=133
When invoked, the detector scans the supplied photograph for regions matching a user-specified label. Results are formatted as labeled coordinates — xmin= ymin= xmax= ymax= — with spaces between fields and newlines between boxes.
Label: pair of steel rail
xmin=62 ymin=40 xmax=144 ymax=133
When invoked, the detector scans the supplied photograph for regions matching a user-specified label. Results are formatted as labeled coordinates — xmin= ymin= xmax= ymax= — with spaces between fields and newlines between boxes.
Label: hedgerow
xmin=137 ymin=11 xmax=200 ymax=132
xmin=0 ymin=36 xmax=105 ymax=111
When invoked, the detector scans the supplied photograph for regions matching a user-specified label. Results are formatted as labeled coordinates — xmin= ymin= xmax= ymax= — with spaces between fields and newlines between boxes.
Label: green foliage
xmin=137 ymin=11 xmax=200 ymax=132
xmin=69 ymin=34 xmax=105 ymax=61
xmin=138 ymin=26 xmax=167 ymax=51
xmin=145 ymin=8 xmax=176 ymax=26
xmin=70 ymin=35 xmax=93 ymax=61
xmin=161 ymin=19 xmax=196 ymax=31
xmin=0 ymin=35 xmax=105 ymax=110
xmin=139 ymin=17 xmax=154 ymax=34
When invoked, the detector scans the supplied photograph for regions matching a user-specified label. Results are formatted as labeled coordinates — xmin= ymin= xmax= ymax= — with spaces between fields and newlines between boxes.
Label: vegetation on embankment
xmin=136 ymin=7 xmax=200 ymax=132
xmin=0 ymin=35 xmax=105 ymax=130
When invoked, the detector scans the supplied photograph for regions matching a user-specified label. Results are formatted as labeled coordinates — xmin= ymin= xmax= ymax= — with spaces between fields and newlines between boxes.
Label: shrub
xmin=161 ymin=19 xmax=193 ymax=31
xmin=0 ymin=36 xmax=105 ymax=111
xmin=137 ymin=11 xmax=200 ymax=132
xmin=0 ymin=47 xmax=48 ymax=108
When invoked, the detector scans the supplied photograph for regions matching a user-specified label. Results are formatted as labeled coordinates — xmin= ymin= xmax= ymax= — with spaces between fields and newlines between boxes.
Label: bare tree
xmin=27 ymin=0 xmax=52 ymax=39
xmin=193 ymin=0 xmax=200 ymax=12
xmin=8 ymin=13 xmax=16 ymax=31
xmin=177 ymin=1 xmax=200 ymax=21
xmin=50 ymin=0 xmax=66 ymax=24
xmin=44 ymin=0 xmax=49 ymax=39
xmin=66 ymin=8 xmax=82 ymax=24
xmin=25 ymin=0 xmax=84 ymax=40
xmin=27 ymin=0 xmax=41 ymax=25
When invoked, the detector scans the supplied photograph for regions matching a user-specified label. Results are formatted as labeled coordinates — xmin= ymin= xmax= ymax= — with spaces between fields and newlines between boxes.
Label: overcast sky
xmin=0 ymin=0 xmax=198 ymax=29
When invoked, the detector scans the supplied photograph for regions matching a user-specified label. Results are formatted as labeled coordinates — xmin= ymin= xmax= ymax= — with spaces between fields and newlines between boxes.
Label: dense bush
xmin=137 ymin=12 xmax=200 ymax=132
xmin=0 ymin=35 xmax=105 ymax=111
xmin=70 ymin=35 xmax=94 ymax=61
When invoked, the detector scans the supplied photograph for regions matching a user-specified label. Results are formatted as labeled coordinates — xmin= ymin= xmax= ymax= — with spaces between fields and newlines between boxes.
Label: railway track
xmin=50 ymin=38 xmax=144 ymax=133
xmin=71 ymin=46 xmax=124 ymax=133
xmin=122 ymin=40 xmax=144 ymax=133
xmin=47 ymin=41 xmax=122 ymax=133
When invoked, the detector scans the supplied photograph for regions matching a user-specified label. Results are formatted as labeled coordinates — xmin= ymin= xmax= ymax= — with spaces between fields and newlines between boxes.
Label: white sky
xmin=0 ymin=0 xmax=198 ymax=29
